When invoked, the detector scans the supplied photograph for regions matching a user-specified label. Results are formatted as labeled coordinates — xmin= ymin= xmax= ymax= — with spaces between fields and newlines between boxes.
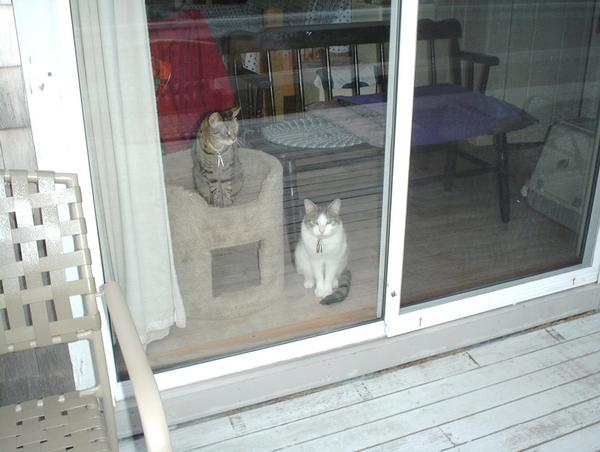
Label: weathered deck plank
xmin=120 ymin=312 xmax=600 ymax=451
xmin=440 ymin=372 xmax=600 ymax=447
xmin=362 ymin=428 xmax=455 ymax=451
xmin=528 ymin=420 xmax=600 ymax=451
xmin=192 ymin=331 xmax=600 ymax=450
xmin=452 ymin=395 xmax=600 ymax=451
xmin=265 ymin=353 xmax=600 ymax=451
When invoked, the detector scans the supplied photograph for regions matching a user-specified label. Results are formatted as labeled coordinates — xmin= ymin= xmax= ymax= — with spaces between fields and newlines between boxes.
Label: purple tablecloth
xmin=333 ymin=84 xmax=534 ymax=147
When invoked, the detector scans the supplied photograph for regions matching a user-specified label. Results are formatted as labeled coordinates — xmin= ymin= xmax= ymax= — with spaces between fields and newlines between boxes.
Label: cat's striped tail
xmin=320 ymin=269 xmax=352 ymax=305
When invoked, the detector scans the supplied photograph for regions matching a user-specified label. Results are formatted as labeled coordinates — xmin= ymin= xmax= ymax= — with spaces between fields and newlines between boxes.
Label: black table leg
xmin=283 ymin=158 xmax=300 ymax=254
xmin=495 ymin=133 xmax=510 ymax=223
xmin=444 ymin=142 xmax=458 ymax=191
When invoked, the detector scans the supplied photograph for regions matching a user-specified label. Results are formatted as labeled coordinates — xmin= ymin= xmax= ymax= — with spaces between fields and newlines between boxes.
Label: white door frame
xmin=13 ymin=0 xmax=600 ymax=407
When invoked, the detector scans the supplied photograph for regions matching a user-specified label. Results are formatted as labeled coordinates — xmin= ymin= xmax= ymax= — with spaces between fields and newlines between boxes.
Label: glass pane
xmin=402 ymin=1 xmax=600 ymax=305
xmin=92 ymin=1 xmax=395 ymax=375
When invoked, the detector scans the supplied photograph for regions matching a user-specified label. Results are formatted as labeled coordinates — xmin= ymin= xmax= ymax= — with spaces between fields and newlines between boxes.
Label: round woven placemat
xmin=262 ymin=115 xmax=363 ymax=149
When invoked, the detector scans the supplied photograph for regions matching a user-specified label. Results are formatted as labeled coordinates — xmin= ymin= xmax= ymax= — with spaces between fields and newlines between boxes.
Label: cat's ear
xmin=304 ymin=199 xmax=317 ymax=214
xmin=327 ymin=199 xmax=341 ymax=215
xmin=231 ymin=106 xmax=241 ymax=118
xmin=208 ymin=112 xmax=222 ymax=127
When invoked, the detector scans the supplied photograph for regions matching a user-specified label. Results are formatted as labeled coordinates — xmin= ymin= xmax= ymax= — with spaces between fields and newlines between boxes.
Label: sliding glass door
xmin=62 ymin=0 xmax=402 ymax=378
xmin=17 ymin=0 xmax=600 ymax=398
xmin=388 ymin=0 xmax=600 ymax=335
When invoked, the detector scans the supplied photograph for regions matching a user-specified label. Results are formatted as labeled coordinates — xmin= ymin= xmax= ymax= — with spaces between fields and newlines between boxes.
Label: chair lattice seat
xmin=0 ymin=170 xmax=171 ymax=451
xmin=0 ymin=392 xmax=109 ymax=451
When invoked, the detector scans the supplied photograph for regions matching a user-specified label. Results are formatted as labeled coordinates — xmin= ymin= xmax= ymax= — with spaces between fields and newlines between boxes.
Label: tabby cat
xmin=294 ymin=198 xmax=351 ymax=304
xmin=193 ymin=106 xmax=243 ymax=207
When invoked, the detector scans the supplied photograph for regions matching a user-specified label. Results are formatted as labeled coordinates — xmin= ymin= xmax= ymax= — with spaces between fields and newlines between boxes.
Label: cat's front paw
xmin=304 ymin=279 xmax=314 ymax=289
xmin=315 ymin=287 xmax=333 ymax=298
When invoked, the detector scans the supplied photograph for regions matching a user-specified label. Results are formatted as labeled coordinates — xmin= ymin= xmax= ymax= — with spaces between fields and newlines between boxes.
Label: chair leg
xmin=444 ymin=143 xmax=458 ymax=191
xmin=283 ymin=159 xmax=300 ymax=256
xmin=495 ymin=133 xmax=510 ymax=223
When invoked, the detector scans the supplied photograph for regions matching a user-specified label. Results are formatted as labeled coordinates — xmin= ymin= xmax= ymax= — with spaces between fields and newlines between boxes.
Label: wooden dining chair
xmin=416 ymin=18 xmax=499 ymax=94
xmin=416 ymin=19 xmax=528 ymax=224
xmin=225 ymin=21 xmax=389 ymax=119
xmin=223 ymin=18 xmax=514 ymax=252
xmin=226 ymin=18 xmax=499 ymax=120
xmin=0 ymin=170 xmax=171 ymax=451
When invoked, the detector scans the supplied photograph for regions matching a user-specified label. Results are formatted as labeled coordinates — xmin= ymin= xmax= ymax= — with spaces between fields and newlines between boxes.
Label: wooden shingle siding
xmin=0 ymin=1 xmax=36 ymax=170
xmin=0 ymin=5 xmax=19 ymax=66
xmin=0 ymin=127 xmax=36 ymax=168
xmin=0 ymin=67 xmax=29 ymax=129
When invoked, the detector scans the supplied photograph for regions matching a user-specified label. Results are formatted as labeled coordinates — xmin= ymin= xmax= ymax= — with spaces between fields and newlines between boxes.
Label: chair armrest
xmin=102 ymin=281 xmax=172 ymax=452
xmin=459 ymin=50 xmax=500 ymax=67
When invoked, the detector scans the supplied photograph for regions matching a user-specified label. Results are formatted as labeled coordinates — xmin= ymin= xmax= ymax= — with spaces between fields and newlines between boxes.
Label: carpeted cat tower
xmin=166 ymin=148 xmax=284 ymax=320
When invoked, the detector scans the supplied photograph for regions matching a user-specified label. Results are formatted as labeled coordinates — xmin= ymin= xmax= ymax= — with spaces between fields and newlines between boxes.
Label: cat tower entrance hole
xmin=167 ymin=148 xmax=284 ymax=320
xmin=211 ymin=241 xmax=262 ymax=298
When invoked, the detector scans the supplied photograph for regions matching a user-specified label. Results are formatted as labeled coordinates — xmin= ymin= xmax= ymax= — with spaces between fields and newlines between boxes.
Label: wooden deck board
xmin=257 ymin=351 xmax=600 ymax=451
xmin=362 ymin=428 xmax=455 ymax=451
xmin=120 ymin=312 xmax=600 ymax=451
xmin=439 ymin=370 xmax=600 ymax=447
xmin=528 ymin=420 xmax=600 ymax=451
xmin=451 ymin=395 xmax=600 ymax=451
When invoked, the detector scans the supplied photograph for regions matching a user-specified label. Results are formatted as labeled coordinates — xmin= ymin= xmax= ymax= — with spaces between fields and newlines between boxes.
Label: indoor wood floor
xmin=137 ymin=143 xmax=580 ymax=372
xmin=120 ymin=310 xmax=600 ymax=451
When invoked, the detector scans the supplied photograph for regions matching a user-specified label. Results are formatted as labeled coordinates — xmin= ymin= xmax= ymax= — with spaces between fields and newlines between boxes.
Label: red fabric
xmin=149 ymin=11 xmax=235 ymax=152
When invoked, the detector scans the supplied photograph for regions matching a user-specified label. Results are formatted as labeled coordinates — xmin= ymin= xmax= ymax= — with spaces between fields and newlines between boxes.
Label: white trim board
xmin=115 ymin=282 xmax=600 ymax=439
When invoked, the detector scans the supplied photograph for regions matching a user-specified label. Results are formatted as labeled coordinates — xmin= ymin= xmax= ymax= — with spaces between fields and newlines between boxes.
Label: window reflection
xmin=139 ymin=0 xmax=392 ymax=373
xmin=402 ymin=2 xmax=598 ymax=304
xmin=121 ymin=0 xmax=600 ymax=376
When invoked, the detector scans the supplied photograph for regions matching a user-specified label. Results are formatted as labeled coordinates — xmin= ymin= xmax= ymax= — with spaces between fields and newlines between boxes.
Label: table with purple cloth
xmin=295 ymin=84 xmax=535 ymax=223
xmin=323 ymin=84 xmax=534 ymax=147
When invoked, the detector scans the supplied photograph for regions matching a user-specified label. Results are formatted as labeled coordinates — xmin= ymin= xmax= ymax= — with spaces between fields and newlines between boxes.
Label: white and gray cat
xmin=193 ymin=106 xmax=243 ymax=207
xmin=295 ymin=198 xmax=351 ymax=304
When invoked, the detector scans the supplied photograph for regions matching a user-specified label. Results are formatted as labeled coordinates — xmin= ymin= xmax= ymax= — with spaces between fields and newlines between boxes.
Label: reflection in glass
xmin=402 ymin=2 xmax=599 ymax=305
xmin=138 ymin=0 xmax=392 ymax=372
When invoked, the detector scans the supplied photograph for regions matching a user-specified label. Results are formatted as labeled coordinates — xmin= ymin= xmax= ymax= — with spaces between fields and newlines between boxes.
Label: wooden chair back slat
xmin=351 ymin=44 xmax=360 ymax=96
xmin=265 ymin=49 xmax=277 ymax=116
xmin=294 ymin=49 xmax=306 ymax=112
xmin=417 ymin=18 xmax=463 ymax=87
xmin=323 ymin=47 xmax=333 ymax=101
xmin=377 ymin=43 xmax=387 ymax=94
